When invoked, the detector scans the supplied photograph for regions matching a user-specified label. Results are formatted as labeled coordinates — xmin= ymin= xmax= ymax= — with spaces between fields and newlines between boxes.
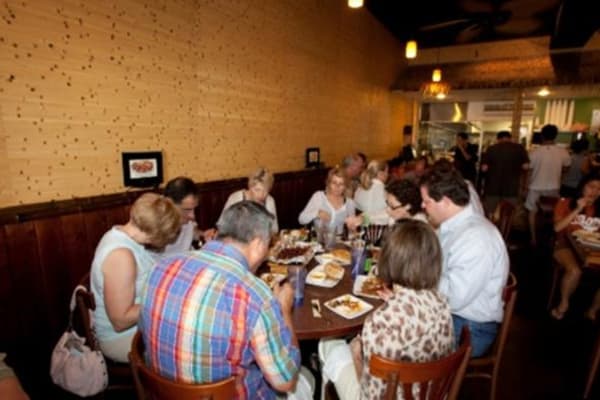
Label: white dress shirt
xmin=218 ymin=189 xmax=279 ymax=233
xmin=466 ymin=180 xmax=484 ymax=216
xmin=163 ymin=220 xmax=195 ymax=255
xmin=438 ymin=207 xmax=509 ymax=323
xmin=298 ymin=190 xmax=356 ymax=234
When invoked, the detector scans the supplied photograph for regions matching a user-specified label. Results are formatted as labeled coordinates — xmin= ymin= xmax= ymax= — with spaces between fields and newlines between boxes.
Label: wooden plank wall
xmin=0 ymin=0 xmax=410 ymax=208
xmin=0 ymin=168 xmax=327 ymax=398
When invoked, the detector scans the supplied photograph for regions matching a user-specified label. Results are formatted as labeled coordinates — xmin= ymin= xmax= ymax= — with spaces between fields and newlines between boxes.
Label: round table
xmin=261 ymin=259 xmax=383 ymax=340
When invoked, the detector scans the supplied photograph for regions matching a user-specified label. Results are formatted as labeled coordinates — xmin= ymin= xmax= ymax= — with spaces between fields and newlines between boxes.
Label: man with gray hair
xmin=341 ymin=153 xmax=363 ymax=197
xmin=140 ymin=201 xmax=313 ymax=399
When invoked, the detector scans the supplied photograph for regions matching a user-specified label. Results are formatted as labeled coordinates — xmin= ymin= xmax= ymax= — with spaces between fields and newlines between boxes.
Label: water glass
xmin=351 ymin=240 xmax=366 ymax=280
xmin=287 ymin=265 xmax=306 ymax=306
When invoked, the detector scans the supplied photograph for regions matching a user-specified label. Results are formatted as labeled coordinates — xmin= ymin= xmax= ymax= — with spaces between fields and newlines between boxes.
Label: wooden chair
xmin=584 ymin=328 xmax=600 ymax=399
xmin=71 ymin=274 xmax=134 ymax=393
xmin=493 ymin=200 xmax=515 ymax=244
xmin=129 ymin=331 xmax=236 ymax=400
xmin=368 ymin=326 xmax=472 ymax=400
xmin=465 ymin=272 xmax=518 ymax=400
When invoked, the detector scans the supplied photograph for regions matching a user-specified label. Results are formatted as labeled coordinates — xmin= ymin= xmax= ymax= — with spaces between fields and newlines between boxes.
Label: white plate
xmin=324 ymin=294 xmax=374 ymax=319
xmin=306 ymin=265 xmax=342 ymax=288
xmin=578 ymin=238 xmax=600 ymax=249
xmin=259 ymin=273 xmax=287 ymax=289
xmin=352 ymin=275 xmax=383 ymax=299
xmin=315 ymin=253 xmax=350 ymax=266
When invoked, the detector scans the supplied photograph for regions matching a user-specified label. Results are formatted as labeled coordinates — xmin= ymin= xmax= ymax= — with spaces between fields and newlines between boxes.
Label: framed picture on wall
xmin=121 ymin=151 xmax=164 ymax=188
xmin=305 ymin=147 xmax=320 ymax=168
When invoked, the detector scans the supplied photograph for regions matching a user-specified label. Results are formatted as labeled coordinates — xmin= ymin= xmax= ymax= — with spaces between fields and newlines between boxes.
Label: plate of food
xmin=306 ymin=262 xmax=345 ymax=288
xmin=315 ymin=248 xmax=351 ymax=265
xmin=269 ymin=242 xmax=314 ymax=265
xmin=353 ymin=275 xmax=385 ymax=299
xmin=259 ymin=273 xmax=287 ymax=290
xmin=324 ymin=294 xmax=373 ymax=319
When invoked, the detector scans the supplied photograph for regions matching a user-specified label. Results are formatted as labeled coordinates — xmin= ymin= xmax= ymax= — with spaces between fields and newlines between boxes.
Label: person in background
xmin=452 ymin=132 xmax=479 ymax=184
xmin=560 ymin=138 xmax=589 ymax=199
xmin=525 ymin=124 xmax=571 ymax=246
xmin=354 ymin=160 xmax=388 ymax=223
xmin=318 ymin=220 xmax=454 ymax=399
xmin=341 ymin=154 xmax=363 ymax=197
xmin=357 ymin=152 xmax=367 ymax=174
xmin=551 ymin=174 xmax=600 ymax=320
xmin=0 ymin=354 xmax=29 ymax=400
xmin=90 ymin=193 xmax=181 ymax=362
xmin=299 ymin=167 xmax=357 ymax=234
xmin=162 ymin=177 xmax=216 ymax=255
xmin=140 ymin=201 xmax=313 ymax=399
xmin=481 ymin=131 xmax=530 ymax=216
xmin=384 ymin=179 xmax=427 ymax=223
xmin=420 ymin=166 xmax=509 ymax=357
xmin=218 ymin=167 xmax=279 ymax=233
xmin=387 ymin=156 xmax=406 ymax=182
xmin=403 ymin=156 xmax=428 ymax=183
xmin=401 ymin=128 xmax=416 ymax=162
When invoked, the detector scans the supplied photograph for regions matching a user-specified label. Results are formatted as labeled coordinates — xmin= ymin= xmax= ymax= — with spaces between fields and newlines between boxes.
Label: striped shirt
xmin=140 ymin=240 xmax=300 ymax=399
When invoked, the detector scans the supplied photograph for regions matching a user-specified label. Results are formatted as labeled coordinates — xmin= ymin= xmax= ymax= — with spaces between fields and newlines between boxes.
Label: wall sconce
xmin=405 ymin=40 xmax=417 ymax=59
xmin=432 ymin=68 xmax=442 ymax=82
xmin=348 ymin=0 xmax=363 ymax=8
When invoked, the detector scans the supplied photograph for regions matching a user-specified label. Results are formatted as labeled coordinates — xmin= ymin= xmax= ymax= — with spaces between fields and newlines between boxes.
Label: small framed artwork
xmin=121 ymin=151 xmax=164 ymax=188
xmin=305 ymin=147 xmax=320 ymax=168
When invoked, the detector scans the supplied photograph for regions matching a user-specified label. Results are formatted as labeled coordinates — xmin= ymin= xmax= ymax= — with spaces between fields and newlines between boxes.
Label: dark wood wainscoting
xmin=0 ymin=168 xmax=327 ymax=398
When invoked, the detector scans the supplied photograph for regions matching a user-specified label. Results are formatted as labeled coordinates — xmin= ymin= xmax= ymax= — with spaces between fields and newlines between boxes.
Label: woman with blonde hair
xmin=354 ymin=160 xmax=389 ymax=224
xmin=90 ymin=193 xmax=181 ymax=362
xmin=218 ymin=167 xmax=279 ymax=233
xmin=299 ymin=167 xmax=357 ymax=234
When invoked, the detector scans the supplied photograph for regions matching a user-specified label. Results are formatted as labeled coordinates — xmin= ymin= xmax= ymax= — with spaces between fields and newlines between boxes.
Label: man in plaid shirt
xmin=140 ymin=201 xmax=302 ymax=399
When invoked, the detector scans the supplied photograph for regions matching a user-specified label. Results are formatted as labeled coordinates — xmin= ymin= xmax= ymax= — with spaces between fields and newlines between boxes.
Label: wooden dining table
xmin=258 ymin=257 xmax=383 ymax=341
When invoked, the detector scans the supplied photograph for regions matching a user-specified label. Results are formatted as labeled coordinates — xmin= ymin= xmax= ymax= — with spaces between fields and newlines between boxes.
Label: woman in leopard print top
xmin=320 ymin=219 xmax=454 ymax=400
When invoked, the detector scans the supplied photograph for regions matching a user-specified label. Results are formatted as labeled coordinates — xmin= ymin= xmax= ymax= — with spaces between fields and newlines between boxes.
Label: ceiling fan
xmin=418 ymin=0 xmax=561 ymax=44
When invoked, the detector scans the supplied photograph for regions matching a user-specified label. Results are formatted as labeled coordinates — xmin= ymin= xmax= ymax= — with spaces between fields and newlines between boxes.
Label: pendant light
xmin=432 ymin=68 xmax=442 ymax=82
xmin=405 ymin=40 xmax=417 ymax=59
xmin=348 ymin=0 xmax=363 ymax=8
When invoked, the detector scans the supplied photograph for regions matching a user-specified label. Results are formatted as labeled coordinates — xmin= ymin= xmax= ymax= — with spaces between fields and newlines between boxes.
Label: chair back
xmin=129 ymin=332 xmax=236 ymax=400
xmin=465 ymin=272 xmax=518 ymax=400
xmin=494 ymin=201 xmax=515 ymax=243
xmin=368 ymin=326 xmax=472 ymax=400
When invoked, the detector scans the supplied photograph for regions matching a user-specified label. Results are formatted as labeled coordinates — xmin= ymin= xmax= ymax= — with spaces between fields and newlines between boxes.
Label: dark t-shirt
xmin=453 ymin=143 xmax=478 ymax=183
xmin=482 ymin=142 xmax=529 ymax=196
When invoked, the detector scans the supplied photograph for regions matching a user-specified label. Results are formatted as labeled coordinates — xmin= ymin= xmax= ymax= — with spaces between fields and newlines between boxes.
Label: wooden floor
xmin=45 ymin=230 xmax=600 ymax=400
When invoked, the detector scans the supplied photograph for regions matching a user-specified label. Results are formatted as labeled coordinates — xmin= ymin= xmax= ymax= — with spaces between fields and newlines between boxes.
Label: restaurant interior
xmin=1 ymin=0 xmax=600 ymax=399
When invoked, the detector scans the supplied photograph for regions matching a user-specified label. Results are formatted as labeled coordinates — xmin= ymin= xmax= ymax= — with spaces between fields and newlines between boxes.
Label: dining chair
xmin=493 ymin=200 xmax=515 ymax=244
xmin=584 ymin=327 xmax=600 ymax=399
xmin=368 ymin=326 xmax=472 ymax=400
xmin=464 ymin=272 xmax=518 ymax=400
xmin=129 ymin=331 xmax=236 ymax=400
xmin=72 ymin=274 xmax=134 ymax=394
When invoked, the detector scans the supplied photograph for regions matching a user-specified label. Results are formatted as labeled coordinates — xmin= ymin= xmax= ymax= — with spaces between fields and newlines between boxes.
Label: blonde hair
xmin=326 ymin=167 xmax=347 ymax=191
xmin=130 ymin=193 xmax=181 ymax=251
xmin=360 ymin=160 xmax=387 ymax=190
xmin=248 ymin=167 xmax=274 ymax=192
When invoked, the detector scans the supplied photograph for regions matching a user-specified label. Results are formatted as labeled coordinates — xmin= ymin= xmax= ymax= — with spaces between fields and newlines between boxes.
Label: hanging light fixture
xmin=348 ymin=0 xmax=363 ymax=8
xmin=422 ymin=81 xmax=451 ymax=99
xmin=405 ymin=40 xmax=417 ymax=59
xmin=432 ymin=68 xmax=442 ymax=82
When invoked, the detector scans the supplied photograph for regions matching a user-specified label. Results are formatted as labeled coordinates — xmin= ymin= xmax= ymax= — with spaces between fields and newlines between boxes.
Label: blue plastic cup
xmin=351 ymin=244 xmax=366 ymax=280
xmin=288 ymin=265 xmax=306 ymax=306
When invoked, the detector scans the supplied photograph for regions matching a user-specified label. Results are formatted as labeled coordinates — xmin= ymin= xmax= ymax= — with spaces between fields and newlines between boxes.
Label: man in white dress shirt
xmin=420 ymin=166 xmax=509 ymax=357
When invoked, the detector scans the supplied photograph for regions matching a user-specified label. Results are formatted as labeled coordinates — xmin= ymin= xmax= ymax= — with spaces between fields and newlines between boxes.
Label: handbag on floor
xmin=50 ymin=285 xmax=108 ymax=396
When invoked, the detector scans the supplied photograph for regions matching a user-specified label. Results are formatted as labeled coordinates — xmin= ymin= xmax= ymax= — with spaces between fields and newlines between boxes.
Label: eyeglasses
xmin=386 ymin=201 xmax=403 ymax=210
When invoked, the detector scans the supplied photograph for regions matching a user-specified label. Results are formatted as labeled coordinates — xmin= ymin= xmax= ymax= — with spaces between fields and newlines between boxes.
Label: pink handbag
xmin=50 ymin=285 xmax=108 ymax=396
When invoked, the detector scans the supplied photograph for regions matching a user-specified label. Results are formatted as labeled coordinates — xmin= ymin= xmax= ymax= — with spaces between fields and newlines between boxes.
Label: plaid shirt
xmin=140 ymin=241 xmax=300 ymax=399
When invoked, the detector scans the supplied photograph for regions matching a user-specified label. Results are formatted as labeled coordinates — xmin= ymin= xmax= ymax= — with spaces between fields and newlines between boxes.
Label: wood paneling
xmin=0 ymin=0 xmax=411 ymax=208
xmin=0 ymin=168 xmax=327 ymax=398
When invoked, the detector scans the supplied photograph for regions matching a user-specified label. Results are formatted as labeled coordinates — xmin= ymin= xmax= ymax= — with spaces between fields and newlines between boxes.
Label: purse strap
xmin=67 ymin=285 xmax=89 ymax=331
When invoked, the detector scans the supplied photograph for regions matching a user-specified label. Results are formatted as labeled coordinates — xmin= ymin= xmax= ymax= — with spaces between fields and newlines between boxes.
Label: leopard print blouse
xmin=360 ymin=286 xmax=454 ymax=399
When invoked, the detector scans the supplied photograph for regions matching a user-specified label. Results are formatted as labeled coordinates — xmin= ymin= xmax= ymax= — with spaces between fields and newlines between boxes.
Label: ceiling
xmin=366 ymin=0 xmax=599 ymax=50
